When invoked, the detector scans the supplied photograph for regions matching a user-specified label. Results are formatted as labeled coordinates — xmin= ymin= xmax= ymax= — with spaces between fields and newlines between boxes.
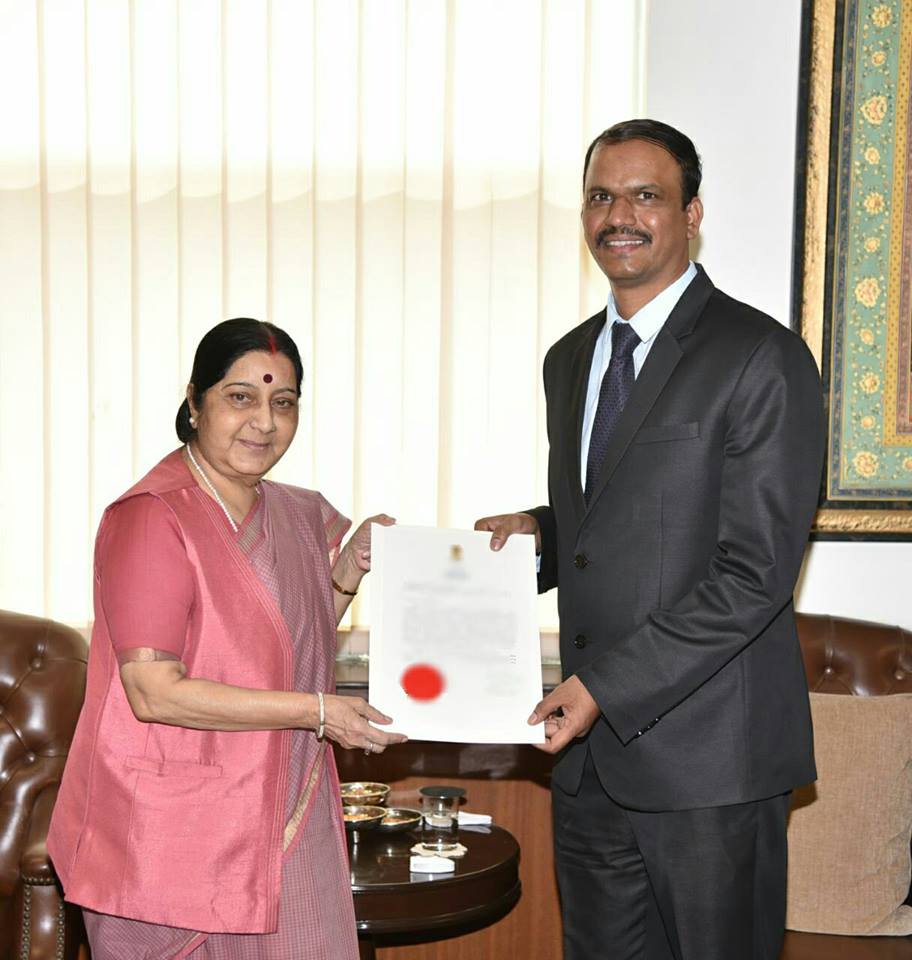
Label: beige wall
xmin=0 ymin=1 xmax=640 ymax=631
xmin=644 ymin=0 xmax=912 ymax=629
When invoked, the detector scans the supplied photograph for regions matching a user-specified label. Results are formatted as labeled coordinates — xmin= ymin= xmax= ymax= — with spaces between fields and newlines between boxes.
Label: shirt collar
xmin=606 ymin=261 xmax=698 ymax=343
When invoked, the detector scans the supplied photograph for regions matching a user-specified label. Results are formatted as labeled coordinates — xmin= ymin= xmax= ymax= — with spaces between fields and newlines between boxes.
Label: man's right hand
xmin=474 ymin=512 xmax=541 ymax=554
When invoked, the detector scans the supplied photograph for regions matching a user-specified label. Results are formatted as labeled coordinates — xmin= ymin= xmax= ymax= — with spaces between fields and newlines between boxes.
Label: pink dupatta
xmin=84 ymin=481 xmax=359 ymax=960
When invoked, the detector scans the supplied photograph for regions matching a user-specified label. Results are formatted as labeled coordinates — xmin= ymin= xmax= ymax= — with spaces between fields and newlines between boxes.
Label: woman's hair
xmin=175 ymin=318 xmax=304 ymax=443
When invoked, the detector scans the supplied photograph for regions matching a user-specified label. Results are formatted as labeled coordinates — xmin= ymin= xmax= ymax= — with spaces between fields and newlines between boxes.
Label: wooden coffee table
xmin=349 ymin=825 xmax=521 ymax=959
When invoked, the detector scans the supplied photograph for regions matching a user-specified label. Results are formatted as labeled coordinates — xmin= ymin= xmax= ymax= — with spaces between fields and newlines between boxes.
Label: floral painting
xmin=795 ymin=0 xmax=912 ymax=537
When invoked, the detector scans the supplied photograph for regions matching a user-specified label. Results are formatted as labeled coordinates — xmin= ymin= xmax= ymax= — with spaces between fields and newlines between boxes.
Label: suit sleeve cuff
xmin=576 ymin=663 xmax=661 ymax=747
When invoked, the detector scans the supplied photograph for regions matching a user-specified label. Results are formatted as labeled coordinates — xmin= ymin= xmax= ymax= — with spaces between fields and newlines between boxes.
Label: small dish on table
xmin=340 ymin=781 xmax=390 ymax=807
xmin=377 ymin=807 xmax=422 ymax=834
xmin=343 ymin=804 xmax=386 ymax=843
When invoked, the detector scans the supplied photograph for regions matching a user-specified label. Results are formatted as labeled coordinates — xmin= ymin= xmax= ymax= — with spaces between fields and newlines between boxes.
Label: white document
xmin=369 ymin=524 xmax=545 ymax=744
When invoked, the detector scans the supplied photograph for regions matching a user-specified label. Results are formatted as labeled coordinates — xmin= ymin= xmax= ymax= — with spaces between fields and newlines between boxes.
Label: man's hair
xmin=583 ymin=119 xmax=702 ymax=208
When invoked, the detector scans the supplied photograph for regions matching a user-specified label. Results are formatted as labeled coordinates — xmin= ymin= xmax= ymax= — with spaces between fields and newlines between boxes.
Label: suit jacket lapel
xmin=566 ymin=310 xmax=605 ymax=527
xmin=582 ymin=266 xmax=715 ymax=519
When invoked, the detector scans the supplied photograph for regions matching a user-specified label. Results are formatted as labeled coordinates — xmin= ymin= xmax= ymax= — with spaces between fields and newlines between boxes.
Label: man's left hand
xmin=528 ymin=675 xmax=600 ymax=754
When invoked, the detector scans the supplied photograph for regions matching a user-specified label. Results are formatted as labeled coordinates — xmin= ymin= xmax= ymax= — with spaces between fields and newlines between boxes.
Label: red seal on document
xmin=401 ymin=664 xmax=445 ymax=701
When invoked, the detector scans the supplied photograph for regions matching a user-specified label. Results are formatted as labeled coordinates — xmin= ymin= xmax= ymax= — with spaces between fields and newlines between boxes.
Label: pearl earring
xmin=189 ymin=416 xmax=197 ymax=427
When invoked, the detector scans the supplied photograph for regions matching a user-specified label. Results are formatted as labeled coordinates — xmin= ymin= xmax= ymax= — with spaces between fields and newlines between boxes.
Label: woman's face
xmin=189 ymin=350 xmax=299 ymax=483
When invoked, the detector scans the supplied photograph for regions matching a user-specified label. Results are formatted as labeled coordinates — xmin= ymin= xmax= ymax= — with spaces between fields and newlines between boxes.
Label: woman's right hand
xmin=321 ymin=693 xmax=408 ymax=753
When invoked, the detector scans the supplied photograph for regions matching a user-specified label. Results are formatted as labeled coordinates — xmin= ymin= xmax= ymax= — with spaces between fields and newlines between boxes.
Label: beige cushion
xmin=786 ymin=692 xmax=912 ymax=935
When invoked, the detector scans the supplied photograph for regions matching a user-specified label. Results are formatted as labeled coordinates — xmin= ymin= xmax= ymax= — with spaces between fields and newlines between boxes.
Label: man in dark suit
xmin=476 ymin=119 xmax=824 ymax=960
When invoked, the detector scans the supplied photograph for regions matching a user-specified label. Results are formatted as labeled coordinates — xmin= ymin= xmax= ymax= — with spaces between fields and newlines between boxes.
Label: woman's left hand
xmin=339 ymin=513 xmax=396 ymax=575
xmin=332 ymin=514 xmax=396 ymax=600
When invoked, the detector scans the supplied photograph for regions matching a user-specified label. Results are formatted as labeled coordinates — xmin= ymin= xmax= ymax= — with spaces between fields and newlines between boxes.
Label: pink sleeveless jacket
xmin=48 ymin=451 xmax=328 ymax=933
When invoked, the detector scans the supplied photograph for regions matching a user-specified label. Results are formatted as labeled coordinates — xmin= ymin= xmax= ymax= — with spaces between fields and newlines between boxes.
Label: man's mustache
xmin=596 ymin=227 xmax=652 ymax=246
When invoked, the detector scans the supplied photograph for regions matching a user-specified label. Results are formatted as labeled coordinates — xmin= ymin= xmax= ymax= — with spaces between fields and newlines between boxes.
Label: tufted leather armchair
xmin=0 ymin=610 xmax=88 ymax=960
xmin=780 ymin=612 xmax=912 ymax=960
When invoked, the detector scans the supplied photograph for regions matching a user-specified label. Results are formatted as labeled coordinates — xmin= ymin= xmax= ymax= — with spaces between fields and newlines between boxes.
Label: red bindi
xmin=263 ymin=373 xmax=273 ymax=383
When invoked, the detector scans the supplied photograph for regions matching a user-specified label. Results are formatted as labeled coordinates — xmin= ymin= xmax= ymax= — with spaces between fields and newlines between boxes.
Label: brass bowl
xmin=342 ymin=805 xmax=386 ymax=833
xmin=377 ymin=807 xmax=423 ymax=834
xmin=340 ymin=781 xmax=390 ymax=806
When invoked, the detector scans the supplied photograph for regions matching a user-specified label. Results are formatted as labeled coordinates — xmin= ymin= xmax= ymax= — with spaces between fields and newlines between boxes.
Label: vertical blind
xmin=0 ymin=0 xmax=643 ymax=629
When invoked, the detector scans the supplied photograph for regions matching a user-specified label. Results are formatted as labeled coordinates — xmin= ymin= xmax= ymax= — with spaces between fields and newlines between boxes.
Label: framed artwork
xmin=793 ymin=0 xmax=912 ymax=538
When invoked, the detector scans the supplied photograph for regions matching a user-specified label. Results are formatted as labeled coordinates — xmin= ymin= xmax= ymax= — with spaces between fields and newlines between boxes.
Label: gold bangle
xmin=331 ymin=576 xmax=358 ymax=597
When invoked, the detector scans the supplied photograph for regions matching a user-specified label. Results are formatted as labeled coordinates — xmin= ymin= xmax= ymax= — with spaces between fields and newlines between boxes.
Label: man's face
xmin=581 ymin=139 xmax=703 ymax=303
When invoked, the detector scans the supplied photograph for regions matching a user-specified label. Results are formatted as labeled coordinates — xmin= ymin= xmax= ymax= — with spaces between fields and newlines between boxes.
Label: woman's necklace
xmin=185 ymin=443 xmax=240 ymax=533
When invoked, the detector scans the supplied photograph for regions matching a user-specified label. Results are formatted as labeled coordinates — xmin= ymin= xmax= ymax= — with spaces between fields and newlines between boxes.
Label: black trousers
xmin=552 ymin=753 xmax=790 ymax=960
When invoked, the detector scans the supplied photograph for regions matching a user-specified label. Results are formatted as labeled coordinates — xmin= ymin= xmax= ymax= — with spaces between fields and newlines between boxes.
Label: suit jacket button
xmin=573 ymin=553 xmax=589 ymax=569
xmin=573 ymin=634 xmax=587 ymax=649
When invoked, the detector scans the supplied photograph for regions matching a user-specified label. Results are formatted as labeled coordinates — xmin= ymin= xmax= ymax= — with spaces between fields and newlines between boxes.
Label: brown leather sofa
xmin=781 ymin=612 xmax=912 ymax=960
xmin=1 ymin=606 xmax=908 ymax=960
xmin=0 ymin=610 xmax=88 ymax=960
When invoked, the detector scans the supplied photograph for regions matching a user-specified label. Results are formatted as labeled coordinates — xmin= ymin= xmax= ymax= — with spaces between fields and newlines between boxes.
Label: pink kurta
xmin=48 ymin=450 xmax=359 ymax=959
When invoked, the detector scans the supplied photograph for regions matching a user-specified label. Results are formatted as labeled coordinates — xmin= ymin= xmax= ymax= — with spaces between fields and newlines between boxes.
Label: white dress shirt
xmin=580 ymin=262 xmax=698 ymax=487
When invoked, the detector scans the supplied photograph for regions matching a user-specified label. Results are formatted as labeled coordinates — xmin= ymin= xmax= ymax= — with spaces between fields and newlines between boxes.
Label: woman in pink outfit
xmin=48 ymin=318 xmax=406 ymax=959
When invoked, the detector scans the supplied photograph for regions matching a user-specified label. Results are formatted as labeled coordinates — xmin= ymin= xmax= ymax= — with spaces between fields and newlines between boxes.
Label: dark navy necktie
xmin=584 ymin=321 xmax=640 ymax=504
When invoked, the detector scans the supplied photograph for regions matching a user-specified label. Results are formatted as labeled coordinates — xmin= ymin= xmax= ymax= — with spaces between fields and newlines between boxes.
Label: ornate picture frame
xmin=793 ymin=0 xmax=912 ymax=538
